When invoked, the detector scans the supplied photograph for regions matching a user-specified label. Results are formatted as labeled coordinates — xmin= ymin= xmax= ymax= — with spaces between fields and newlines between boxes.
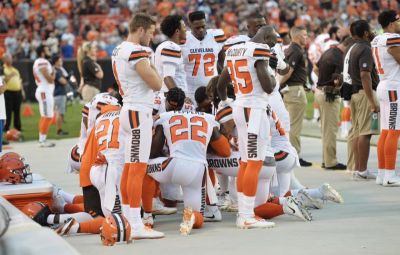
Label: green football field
xmin=10 ymin=92 xmax=316 ymax=142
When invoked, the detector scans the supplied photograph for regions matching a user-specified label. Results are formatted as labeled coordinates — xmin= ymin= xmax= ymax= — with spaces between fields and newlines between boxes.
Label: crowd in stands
xmin=0 ymin=0 xmax=398 ymax=60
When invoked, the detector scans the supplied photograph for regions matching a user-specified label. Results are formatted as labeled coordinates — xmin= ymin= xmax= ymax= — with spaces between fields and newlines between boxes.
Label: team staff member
xmin=314 ymin=38 xmax=354 ymax=170
xmin=347 ymin=20 xmax=380 ymax=179
xmin=280 ymin=27 xmax=312 ymax=167
xmin=3 ymin=54 xmax=23 ymax=133
xmin=53 ymin=55 xmax=69 ymax=136
xmin=78 ymin=42 xmax=104 ymax=103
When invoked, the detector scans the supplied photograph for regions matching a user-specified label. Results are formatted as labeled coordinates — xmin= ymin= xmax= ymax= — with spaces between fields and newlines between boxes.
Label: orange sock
xmin=254 ymin=203 xmax=284 ymax=219
xmin=384 ymin=130 xmax=400 ymax=170
xmin=127 ymin=162 xmax=147 ymax=207
xmin=377 ymin=129 xmax=389 ymax=169
xmin=242 ymin=160 xmax=263 ymax=196
xmin=120 ymin=163 xmax=129 ymax=204
xmin=78 ymin=217 xmax=104 ymax=234
xmin=73 ymin=195 xmax=84 ymax=204
xmin=39 ymin=117 xmax=53 ymax=134
xmin=236 ymin=161 xmax=247 ymax=193
xmin=64 ymin=203 xmax=84 ymax=213
xmin=142 ymin=175 xmax=156 ymax=213
xmin=193 ymin=211 xmax=204 ymax=229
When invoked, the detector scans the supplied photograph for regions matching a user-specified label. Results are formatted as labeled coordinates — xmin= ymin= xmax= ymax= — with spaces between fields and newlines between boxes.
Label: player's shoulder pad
xmin=224 ymin=35 xmax=250 ymax=51
xmin=128 ymin=44 xmax=150 ymax=61
xmin=215 ymin=105 xmax=233 ymax=123
xmin=155 ymin=111 xmax=173 ymax=126
xmin=385 ymin=33 xmax=400 ymax=46
xmin=160 ymin=41 xmax=182 ymax=58
xmin=210 ymin=29 xmax=226 ymax=43
xmin=250 ymin=42 xmax=272 ymax=58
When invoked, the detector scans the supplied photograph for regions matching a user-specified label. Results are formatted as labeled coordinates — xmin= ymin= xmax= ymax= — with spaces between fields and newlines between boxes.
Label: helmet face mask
xmin=0 ymin=156 xmax=32 ymax=184
xmin=100 ymin=213 xmax=131 ymax=246
xmin=10 ymin=164 xmax=32 ymax=184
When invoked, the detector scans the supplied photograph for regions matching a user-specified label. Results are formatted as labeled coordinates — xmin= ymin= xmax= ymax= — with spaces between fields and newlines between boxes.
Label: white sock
xmin=278 ymin=197 xmax=286 ymax=205
xmin=217 ymin=174 xmax=229 ymax=193
xmin=277 ymin=172 xmax=291 ymax=196
xmin=378 ymin=169 xmax=384 ymax=177
xmin=241 ymin=195 xmax=255 ymax=218
xmin=122 ymin=204 xmax=130 ymax=220
xmin=39 ymin=134 xmax=46 ymax=143
xmin=228 ymin=177 xmax=238 ymax=204
xmin=59 ymin=190 xmax=75 ymax=204
xmin=143 ymin=212 xmax=152 ymax=219
xmin=130 ymin=207 xmax=144 ymax=230
xmin=69 ymin=212 xmax=94 ymax=223
xmin=385 ymin=170 xmax=395 ymax=179
xmin=47 ymin=214 xmax=74 ymax=224
xmin=290 ymin=172 xmax=305 ymax=190
xmin=237 ymin=192 xmax=243 ymax=215
xmin=291 ymin=189 xmax=299 ymax=197
xmin=306 ymin=188 xmax=323 ymax=199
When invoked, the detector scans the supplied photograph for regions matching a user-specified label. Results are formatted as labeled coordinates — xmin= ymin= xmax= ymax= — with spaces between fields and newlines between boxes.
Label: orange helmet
xmin=21 ymin=201 xmax=52 ymax=226
xmin=6 ymin=129 xmax=22 ymax=142
xmin=0 ymin=152 xmax=24 ymax=161
xmin=0 ymin=157 xmax=32 ymax=184
xmin=100 ymin=213 xmax=131 ymax=246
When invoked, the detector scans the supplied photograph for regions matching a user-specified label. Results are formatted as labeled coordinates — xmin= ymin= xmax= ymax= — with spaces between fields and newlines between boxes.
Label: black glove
xmin=269 ymin=53 xmax=278 ymax=70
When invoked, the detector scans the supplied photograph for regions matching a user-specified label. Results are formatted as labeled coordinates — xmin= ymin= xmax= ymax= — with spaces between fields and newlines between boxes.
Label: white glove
xmin=277 ymin=57 xmax=288 ymax=71
xmin=218 ymin=98 xmax=233 ymax=110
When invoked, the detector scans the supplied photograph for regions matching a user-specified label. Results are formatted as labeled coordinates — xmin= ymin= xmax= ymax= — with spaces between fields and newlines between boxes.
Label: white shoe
xmin=142 ymin=215 xmax=154 ymax=228
xmin=52 ymin=185 xmax=66 ymax=213
xmin=283 ymin=197 xmax=312 ymax=221
xmin=152 ymin=198 xmax=177 ymax=215
xmin=376 ymin=174 xmax=384 ymax=185
xmin=382 ymin=175 xmax=400 ymax=187
xmin=352 ymin=170 xmax=376 ymax=180
xmin=296 ymin=190 xmax=323 ymax=209
xmin=319 ymin=183 xmax=344 ymax=203
xmin=236 ymin=214 xmax=275 ymax=229
xmin=204 ymin=205 xmax=222 ymax=222
xmin=223 ymin=202 xmax=238 ymax=212
xmin=180 ymin=207 xmax=195 ymax=236
xmin=39 ymin=141 xmax=55 ymax=148
xmin=55 ymin=218 xmax=78 ymax=236
xmin=131 ymin=225 xmax=164 ymax=240
xmin=217 ymin=192 xmax=230 ymax=208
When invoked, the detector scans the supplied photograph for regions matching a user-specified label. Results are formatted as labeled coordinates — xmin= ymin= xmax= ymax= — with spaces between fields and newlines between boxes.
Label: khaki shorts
xmin=81 ymin=85 xmax=100 ymax=103
xmin=350 ymin=90 xmax=379 ymax=136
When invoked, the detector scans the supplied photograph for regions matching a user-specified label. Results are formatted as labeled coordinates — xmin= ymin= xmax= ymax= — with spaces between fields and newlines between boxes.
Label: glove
xmin=276 ymin=57 xmax=288 ymax=71
xmin=269 ymin=53 xmax=278 ymax=70
xmin=218 ymin=98 xmax=233 ymax=110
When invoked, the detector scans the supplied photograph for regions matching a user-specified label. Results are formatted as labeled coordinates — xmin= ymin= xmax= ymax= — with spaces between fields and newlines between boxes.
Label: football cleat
xmin=204 ymin=205 xmax=222 ymax=222
xmin=142 ymin=215 xmax=154 ymax=228
xmin=180 ymin=207 xmax=195 ymax=236
xmin=352 ymin=170 xmax=376 ymax=180
xmin=296 ymin=190 xmax=323 ymax=209
xmin=236 ymin=215 xmax=275 ymax=229
xmin=51 ymin=185 xmax=66 ymax=213
xmin=39 ymin=141 xmax=56 ymax=148
xmin=319 ymin=183 xmax=344 ymax=203
xmin=152 ymin=197 xmax=177 ymax=215
xmin=382 ymin=175 xmax=400 ymax=187
xmin=283 ymin=196 xmax=312 ymax=221
xmin=131 ymin=225 xmax=164 ymax=240
xmin=56 ymin=217 xmax=78 ymax=236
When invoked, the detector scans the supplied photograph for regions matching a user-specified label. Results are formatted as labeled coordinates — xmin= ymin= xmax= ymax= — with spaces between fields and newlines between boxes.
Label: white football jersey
xmin=155 ymin=111 xmax=219 ymax=163
xmin=224 ymin=41 xmax=271 ymax=109
xmin=111 ymin=41 xmax=154 ymax=110
xmin=181 ymin=29 xmax=226 ymax=95
xmin=153 ymin=91 xmax=166 ymax=116
xmin=372 ymin=33 xmax=400 ymax=88
xmin=223 ymin=34 xmax=250 ymax=51
xmin=94 ymin=110 xmax=124 ymax=163
xmin=33 ymin=58 xmax=54 ymax=91
xmin=155 ymin=40 xmax=187 ymax=92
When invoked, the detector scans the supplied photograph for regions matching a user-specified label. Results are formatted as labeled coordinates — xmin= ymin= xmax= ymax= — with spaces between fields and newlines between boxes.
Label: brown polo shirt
xmin=317 ymin=46 xmax=344 ymax=87
xmin=285 ymin=42 xmax=308 ymax=86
